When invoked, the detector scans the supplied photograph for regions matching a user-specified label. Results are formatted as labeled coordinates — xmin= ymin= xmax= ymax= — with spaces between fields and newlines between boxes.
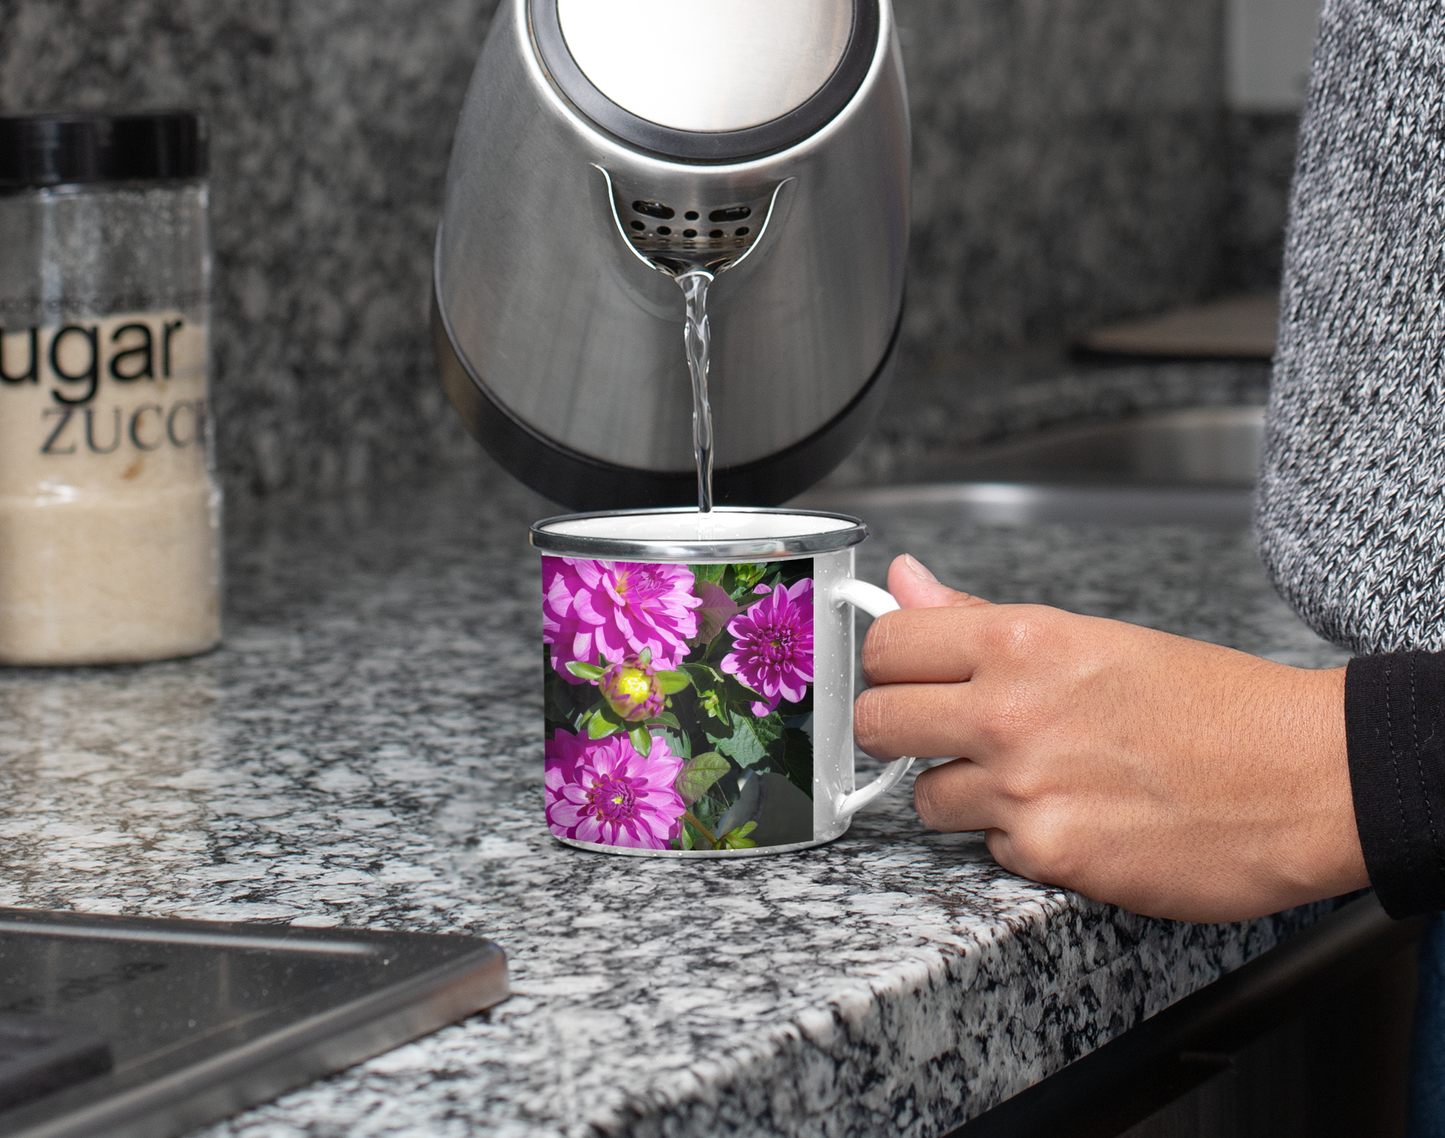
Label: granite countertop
xmin=0 ymin=439 xmax=1349 ymax=1138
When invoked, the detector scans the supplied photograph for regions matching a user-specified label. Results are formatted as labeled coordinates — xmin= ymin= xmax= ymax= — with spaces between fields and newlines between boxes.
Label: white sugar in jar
xmin=0 ymin=112 xmax=220 ymax=665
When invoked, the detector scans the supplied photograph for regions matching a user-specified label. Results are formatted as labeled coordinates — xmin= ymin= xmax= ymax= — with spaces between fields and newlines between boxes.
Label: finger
xmin=912 ymin=758 xmax=1000 ymax=833
xmin=887 ymin=554 xmax=992 ymax=611
xmin=983 ymin=828 xmax=1063 ymax=891
xmin=862 ymin=604 xmax=995 ymax=685
xmin=854 ymin=682 xmax=991 ymax=760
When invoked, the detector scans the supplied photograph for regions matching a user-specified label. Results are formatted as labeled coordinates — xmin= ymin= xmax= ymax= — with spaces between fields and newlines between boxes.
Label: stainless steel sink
xmin=903 ymin=405 xmax=1264 ymax=488
xmin=795 ymin=406 xmax=1264 ymax=527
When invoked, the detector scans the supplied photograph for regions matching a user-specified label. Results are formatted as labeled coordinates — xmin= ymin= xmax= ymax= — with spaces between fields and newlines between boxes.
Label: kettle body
xmin=434 ymin=0 xmax=910 ymax=509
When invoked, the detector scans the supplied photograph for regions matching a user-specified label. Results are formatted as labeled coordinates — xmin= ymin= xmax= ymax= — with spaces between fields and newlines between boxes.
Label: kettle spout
xmin=594 ymin=165 xmax=792 ymax=279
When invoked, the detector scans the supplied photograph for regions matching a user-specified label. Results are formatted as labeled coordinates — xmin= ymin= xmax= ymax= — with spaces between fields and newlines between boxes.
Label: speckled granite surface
xmin=899 ymin=0 xmax=1228 ymax=352
xmin=0 ymin=457 xmax=1348 ymax=1137
xmin=1223 ymin=112 xmax=1300 ymax=293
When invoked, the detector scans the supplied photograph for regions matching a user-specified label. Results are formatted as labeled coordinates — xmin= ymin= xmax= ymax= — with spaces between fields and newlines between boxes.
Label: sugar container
xmin=0 ymin=111 xmax=220 ymax=664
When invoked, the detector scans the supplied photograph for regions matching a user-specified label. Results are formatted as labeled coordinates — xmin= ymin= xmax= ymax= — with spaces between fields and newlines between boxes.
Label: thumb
xmin=887 ymin=554 xmax=991 ymax=610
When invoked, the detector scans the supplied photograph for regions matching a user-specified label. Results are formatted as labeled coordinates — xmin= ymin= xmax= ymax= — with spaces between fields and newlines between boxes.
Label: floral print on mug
xmin=543 ymin=558 xmax=815 ymax=852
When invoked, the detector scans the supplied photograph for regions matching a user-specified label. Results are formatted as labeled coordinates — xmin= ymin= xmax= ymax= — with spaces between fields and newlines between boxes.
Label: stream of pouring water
xmin=678 ymin=270 xmax=715 ymax=515
xmin=600 ymin=169 xmax=790 ymax=525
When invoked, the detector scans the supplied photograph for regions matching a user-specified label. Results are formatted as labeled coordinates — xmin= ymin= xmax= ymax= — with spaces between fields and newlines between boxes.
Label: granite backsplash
xmin=0 ymin=0 xmax=1294 ymax=497
xmin=1222 ymin=110 xmax=1301 ymax=294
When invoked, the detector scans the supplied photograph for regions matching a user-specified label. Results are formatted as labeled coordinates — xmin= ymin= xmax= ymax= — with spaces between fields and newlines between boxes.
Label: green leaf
xmin=566 ymin=662 xmax=607 ymax=681
xmin=700 ymin=687 xmax=730 ymax=725
xmin=710 ymin=717 xmax=766 ymax=769
xmin=675 ymin=752 xmax=729 ymax=804
xmin=710 ymin=714 xmax=786 ymax=772
xmin=681 ymin=662 xmax=722 ymax=684
xmin=727 ymin=673 xmax=760 ymax=697
xmin=718 ymin=821 xmax=758 ymax=849
xmin=651 ymin=725 xmax=692 ymax=760
xmin=647 ymin=711 xmax=682 ymax=730
xmin=655 ymin=670 xmax=691 ymax=694
xmin=688 ymin=795 xmax=722 ymax=836
xmin=628 ymin=725 xmax=653 ymax=756
xmin=729 ymin=563 xmax=768 ymax=598
xmin=753 ymin=713 xmax=785 ymax=747
xmin=690 ymin=563 xmax=726 ymax=585
xmin=679 ymin=826 xmax=695 ymax=851
xmin=582 ymin=701 xmax=625 ymax=730
xmin=588 ymin=715 xmax=623 ymax=739
xmin=586 ymin=702 xmax=627 ymax=738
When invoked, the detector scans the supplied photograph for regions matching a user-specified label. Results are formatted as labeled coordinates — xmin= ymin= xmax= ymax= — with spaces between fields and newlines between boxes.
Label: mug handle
xmin=831 ymin=578 xmax=917 ymax=818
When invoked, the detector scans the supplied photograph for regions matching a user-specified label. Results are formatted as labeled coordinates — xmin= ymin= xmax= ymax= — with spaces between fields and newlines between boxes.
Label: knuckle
xmin=1011 ymin=804 xmax=1080 ymax=884
xmin=913 ymin=770 xmax=947 ymax=830
xmin=979 ymin=611 xmax=1034 ymax=657
xmin=860 ymin=612 xmax=906 ymax=685
xmin=980 ymin=606 xmax=1062 ymax=661
xmin=996 ymin=762 xmax=1049 ymax=804
xmin=852 ymin=690 xmax=892 ymax=756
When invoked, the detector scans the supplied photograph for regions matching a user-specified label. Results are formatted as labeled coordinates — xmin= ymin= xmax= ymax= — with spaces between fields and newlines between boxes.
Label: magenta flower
xmin=721 ymin=578 xmax=815 ymax=716
xmin=543 ymin=558 xmax=701 ymax=682
xmin=599 ymin=655 xmax=665 ymax=722
xmin=545 ymin=729 xmax=686 ymax=849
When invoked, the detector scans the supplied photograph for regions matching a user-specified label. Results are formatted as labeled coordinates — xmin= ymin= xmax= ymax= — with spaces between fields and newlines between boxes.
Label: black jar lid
xmin=0 ymin=111 xmax=207 ymax=189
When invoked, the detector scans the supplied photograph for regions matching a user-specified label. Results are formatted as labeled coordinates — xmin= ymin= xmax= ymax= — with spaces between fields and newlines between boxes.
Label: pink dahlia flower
xmin=545 ymin=729 xmax=686 ymax=849
xmin=543 ymin=558 xmax=701 ymax=682
xmin=721 ymin=578 xmax=815 ymax=716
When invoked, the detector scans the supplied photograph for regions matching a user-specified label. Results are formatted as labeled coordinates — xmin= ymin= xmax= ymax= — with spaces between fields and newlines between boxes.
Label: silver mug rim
xmin=529 ymin=506 xmax=868 ymax=561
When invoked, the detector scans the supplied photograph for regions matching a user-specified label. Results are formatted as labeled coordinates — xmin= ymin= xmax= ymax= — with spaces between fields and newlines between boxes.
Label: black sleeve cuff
xmin=1346 ymin=652 xmax=1445 ymax=918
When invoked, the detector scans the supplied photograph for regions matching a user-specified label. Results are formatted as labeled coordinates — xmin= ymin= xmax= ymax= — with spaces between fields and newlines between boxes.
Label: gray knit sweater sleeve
xmin=1257 ymin=0 xmax=1445 ymax=655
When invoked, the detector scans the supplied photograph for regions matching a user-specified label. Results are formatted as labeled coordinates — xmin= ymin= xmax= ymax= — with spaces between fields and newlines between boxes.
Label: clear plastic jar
xmin=0 ymin=112 xmax=220 ymax=664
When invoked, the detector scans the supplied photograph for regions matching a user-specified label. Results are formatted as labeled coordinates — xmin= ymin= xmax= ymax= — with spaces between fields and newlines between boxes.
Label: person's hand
xmin=854 ymin=554 xmax=1367 ymax=923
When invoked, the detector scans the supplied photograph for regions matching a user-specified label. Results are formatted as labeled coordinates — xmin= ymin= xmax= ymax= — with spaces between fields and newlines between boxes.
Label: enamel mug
xmin=530 ymin=507 xmax=915 ymax=858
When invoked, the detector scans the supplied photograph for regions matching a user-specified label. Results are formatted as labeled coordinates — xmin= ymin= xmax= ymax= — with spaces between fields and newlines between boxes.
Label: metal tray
xmin=0 ymin=908 xmax=508 ymax=1138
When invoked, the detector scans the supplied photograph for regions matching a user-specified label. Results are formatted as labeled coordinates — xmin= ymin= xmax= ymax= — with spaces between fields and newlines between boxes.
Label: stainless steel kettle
xmin=433 ymin=0 xmax=909 ymax=509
